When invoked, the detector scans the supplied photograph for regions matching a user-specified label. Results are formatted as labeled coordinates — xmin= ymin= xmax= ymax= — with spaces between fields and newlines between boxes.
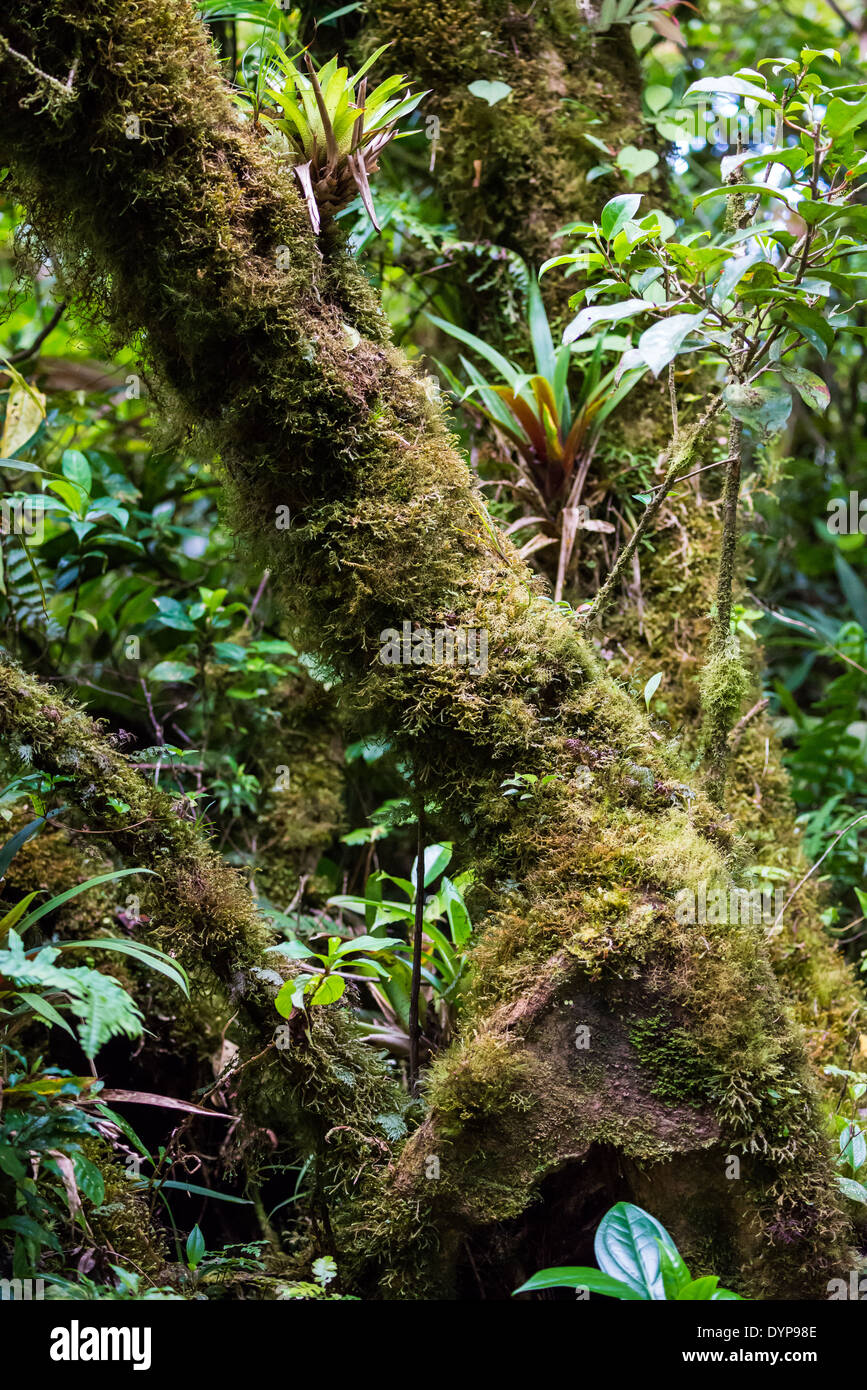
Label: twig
xmin=6 ymin=302 xmax=66 ymax=364
xmin=769 ymin=811 xmax=867 ymax=936
xmin=578 ymin=397 xmax=722 ymax=627
xmin=729 ymin=697 xmax=769 ymax=752
xmin=0 ymin=34 xmax=78 ymax=101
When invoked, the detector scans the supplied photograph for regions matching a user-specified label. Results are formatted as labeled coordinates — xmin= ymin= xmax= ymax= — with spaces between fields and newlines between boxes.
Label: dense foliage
xmin=1 ymin=0 xmax=866 ymax=1305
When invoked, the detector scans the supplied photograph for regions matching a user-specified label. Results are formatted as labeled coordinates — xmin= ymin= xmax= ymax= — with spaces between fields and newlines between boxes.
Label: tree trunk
xmin=368 ymin=0 xmax=865 ymax=1070
xmin=0 ymin=0 xmax=851 ymax=1297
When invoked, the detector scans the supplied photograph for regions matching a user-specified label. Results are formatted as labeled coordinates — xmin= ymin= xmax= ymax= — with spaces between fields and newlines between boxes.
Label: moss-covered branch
xmin=0 ymin=0 xmax=852 ymax=1296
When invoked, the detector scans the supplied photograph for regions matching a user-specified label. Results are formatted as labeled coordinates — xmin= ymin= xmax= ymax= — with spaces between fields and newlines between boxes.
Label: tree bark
xmin=0 ymin=0 xmax=852 ymax=1297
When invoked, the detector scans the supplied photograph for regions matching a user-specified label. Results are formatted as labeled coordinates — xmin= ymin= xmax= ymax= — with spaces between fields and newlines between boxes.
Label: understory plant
xmin=514 ymin=1201 xmax=743 ymax=1300
xmin=429 ymin=277 xmax=644 ymax=600
xmin=0 ymin=856 xmax=189 ymax=1277
xmin=543 ymin=48 xmax=867 ymax=803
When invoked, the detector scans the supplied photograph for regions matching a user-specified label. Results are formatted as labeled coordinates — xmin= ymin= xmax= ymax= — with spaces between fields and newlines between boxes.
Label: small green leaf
xmin=677 ymin=1275 xmax=721 ymax=1300
xmin=309 ymin=974 xmax=345 ymax=1006
xmin=777 ymin=363 xmax=830 ymax=413
xmin=601 ymin=193 xmax=642 ymax=240
xmin=616 ymin=145 xmax=658 ymax=180
xmin=643 ymin=671 xmax=662 ymax=709
xmin=149 ymin=661 xmax=197 ymax=683
xmin=467 ymin=79 xmax=512 ymax=106
xmin=645 ymin=85 xmax=672 ymax=114
xmin=186 ymin=1224 xmax=206 ymax=1270
xmin=61 ymin=449 xmax=92 ymax=496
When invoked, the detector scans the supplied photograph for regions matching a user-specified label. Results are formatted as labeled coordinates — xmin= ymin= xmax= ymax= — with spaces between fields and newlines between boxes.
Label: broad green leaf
xmin=186 ymin=1224 xmax=206 ymax=1269
xmin=657 ymin=1240 xmax=692 ymax=1298
xmin=777 ymin=364 xmax=829 ymax=413
xmin=413 ymin=841 xmax=453 ymax=888
xmin=645 ymin=84 xmax=672 ymax=113
xmin=839 ymin=1121 xmax=867 ymax=1171
xmin=333 ymin=934 xmax=403 ymax=956
xmin=513 ymin=1266 xmax=642 ymax=1298
xmin=837 ymin=1175 xmax=867 ymax=1204
xmin=637 ymin=312 xmax=706 ymax=377
xmin=594 ymin=1201 xmax=674 ymax=1299
xmin=616 ymin=146 xmax=658 ymax=180
xmin=694 ymin=183 xmax=796 ymax=211
xmin=442 ymin=875 xmax=472 ymax=946
xmin=564 ymin=297 xmax=653 ymax=345
xmin=309 ymin=974 xmax=345 ymax=1006
xmin=677 ymin=1276 xmax=721 ymax=1300
xmin=785 ymin=304 xmax=834 ymax=359
xmin=711 ymin=248 xmax=765 ymax=308
xmin=149 ymin=661 xmax=197 ymax=683
xmin=825 ymin=96 xmax=867 ymax=138
xmin=723 ymin=380 xmax=792 ymax=438
xmin=683 ymin=75 xmax=776 ymax=107
xmin=61 ymin=449 xmax=92 ymax=496
xmin=601 ymin=193 xmax=642 ymax=241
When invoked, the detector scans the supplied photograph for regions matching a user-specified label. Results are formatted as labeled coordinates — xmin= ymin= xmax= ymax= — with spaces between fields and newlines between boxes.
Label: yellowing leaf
xmin=0 ymin=381 xmax=46 ymax=456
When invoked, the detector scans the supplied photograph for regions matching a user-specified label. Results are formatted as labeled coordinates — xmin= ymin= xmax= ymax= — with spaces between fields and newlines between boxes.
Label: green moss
xmin=0 ymin=0 xmax=854 ymax=1298
xmin=629 ymin=1013 xmax=714 ymax=1108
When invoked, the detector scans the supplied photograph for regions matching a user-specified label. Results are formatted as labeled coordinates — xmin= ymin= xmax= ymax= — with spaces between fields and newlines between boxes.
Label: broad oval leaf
xmin=683 ymin=75 xmax=776 ymax=108
xmin=309 ymin=973 xmax=345 ymax=1006
xmin=777 ymin=363 xmax=830 ymax=413
xmin=601 ymin=193 xmax=642 ymax=240
xmin=594 ymin=1202 xmax=675 ymax=1299
xmin=723 ymin=380 xmax=792 ymax=438
xmin=467 ymin=79 xmax=512 ymax=106
xmin=637 ymin=312 xmax=706 ymax=377
xmin=564 ymin=298 xmax=653 ymax=346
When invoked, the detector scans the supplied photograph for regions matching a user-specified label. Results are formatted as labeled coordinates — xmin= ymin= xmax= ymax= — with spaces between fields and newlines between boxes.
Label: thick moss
xmin=368 ymin=0 xmax=661 ymax=333
xmin=0 ymin=0 xmax=853 ymax=1296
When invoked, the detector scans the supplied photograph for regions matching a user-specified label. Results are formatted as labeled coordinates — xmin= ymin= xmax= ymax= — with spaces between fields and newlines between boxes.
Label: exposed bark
xmin=0 ymin=0 xmax=853 ymax=1297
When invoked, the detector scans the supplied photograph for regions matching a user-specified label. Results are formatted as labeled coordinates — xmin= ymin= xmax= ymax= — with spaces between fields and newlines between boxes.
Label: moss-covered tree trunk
xmin=0 ymin=0 xmax=852 ymax=1297
xmin=368 ymin=0 xmax=865 ymax=1069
